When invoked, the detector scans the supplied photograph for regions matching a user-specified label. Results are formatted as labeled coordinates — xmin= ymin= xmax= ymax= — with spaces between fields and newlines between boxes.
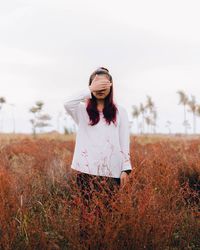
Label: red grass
xmin=0 ymin=135 xmax=199 ymax=249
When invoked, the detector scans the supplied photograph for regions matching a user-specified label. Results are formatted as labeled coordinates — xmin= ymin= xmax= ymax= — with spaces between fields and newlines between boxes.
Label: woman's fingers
xmin=91 ymin=76 xmax=112 ymax=92
xmin=98 ymin=84 xmax=108 ymax=88
xmin=100 ymin=81 xmax=112 ymax=87
xmin=120 ymin=172 xmax=129 ymax=188
xmin=97 ymin=81 xmax=111 ymax=87
xmin=98 ymin=82 xmax=111 ymax=90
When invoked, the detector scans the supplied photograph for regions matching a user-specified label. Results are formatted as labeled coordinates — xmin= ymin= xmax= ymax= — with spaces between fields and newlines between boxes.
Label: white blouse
xmin=64 ymin=86 xmax=132 ymax=178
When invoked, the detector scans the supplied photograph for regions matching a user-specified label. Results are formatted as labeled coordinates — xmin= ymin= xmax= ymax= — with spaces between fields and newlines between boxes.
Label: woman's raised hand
xmin=89 ymin=74 xmax=112 ymax=92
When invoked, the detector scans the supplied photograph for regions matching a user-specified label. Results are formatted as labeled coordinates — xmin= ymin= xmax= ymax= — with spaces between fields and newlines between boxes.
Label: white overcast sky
xmin=0 ymin=0 xmax=200 ymax=134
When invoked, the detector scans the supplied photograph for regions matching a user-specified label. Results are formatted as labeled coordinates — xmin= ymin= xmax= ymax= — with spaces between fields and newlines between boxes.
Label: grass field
xmin=0 ymin=133 xmax=199 ymax=249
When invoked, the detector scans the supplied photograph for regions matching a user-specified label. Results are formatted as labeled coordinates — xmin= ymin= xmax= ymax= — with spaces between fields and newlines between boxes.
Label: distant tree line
xmin=131 ymin=90 xmax=200 ymax=134
xmin=177 ymin=90 xmax=200 ymax=134
xmin=1 ymin=90 xmax=200 ymax=135
xmin=132 ymin=95 xmax=157 ymax=134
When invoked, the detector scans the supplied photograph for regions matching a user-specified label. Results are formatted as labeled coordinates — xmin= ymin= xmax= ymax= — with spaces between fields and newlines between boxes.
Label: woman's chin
xmin=96 ymin=96 xmax=105 ymax=100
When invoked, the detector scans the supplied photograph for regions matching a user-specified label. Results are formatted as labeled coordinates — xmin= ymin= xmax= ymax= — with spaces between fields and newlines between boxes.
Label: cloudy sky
xmin=0 ymin=0 xmax=200 ymax=134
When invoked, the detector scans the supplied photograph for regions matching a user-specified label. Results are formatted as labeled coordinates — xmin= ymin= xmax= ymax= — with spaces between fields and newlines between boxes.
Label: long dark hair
xmin=86 ymin=67 xmax=118 ymax=126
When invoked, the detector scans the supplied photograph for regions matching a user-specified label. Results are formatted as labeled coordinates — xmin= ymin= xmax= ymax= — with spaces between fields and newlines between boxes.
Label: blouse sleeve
xmin=119 ymin=106 xmax=133 ymax=172
xmin=64 ymin=86 xmax=92 ymax=125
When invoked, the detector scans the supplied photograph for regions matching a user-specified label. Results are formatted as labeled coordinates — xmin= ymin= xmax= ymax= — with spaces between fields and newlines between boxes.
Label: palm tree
xmin=151 ymin=109 xmax=157 ymax=133
xmin=177 ymin=90 xmax=188 ymax=134
xmin=36 ymin=114 xmax=52 ymax=133
xmin=145 ymin=95 xmax=154 ymax=112
xmin=145 ymin=96 xmax=157 ymax=134
xmin=145 ymin=95 xmax=157 ymax=133
xmin=196 ymin=104 xmax=200 ymax=133
xmin=139 ymin=103 xmax=146 ymax=134
xmin=0 ymin=97 xmax=6 ymax=132
xmin=165 ymin=120 xmax=172 ymax=134
xmin=144 ymin=116 xmax=151 ymax=134
xmin=30 ymin=101 xmax=52 ymax=135
xmin=0 ymin=97 xmax=6 ymax=106
xmin=131 ymin=105 xmax=140 ymax=134
xmin=187 ymin=95 xmax=197 ymax=134
xmin=182 ymin=120 xmax=191 ymax=134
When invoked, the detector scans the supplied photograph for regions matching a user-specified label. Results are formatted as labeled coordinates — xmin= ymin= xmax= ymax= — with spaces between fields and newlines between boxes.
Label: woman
xmin=64 ymin=67 xmax=132 ymax=241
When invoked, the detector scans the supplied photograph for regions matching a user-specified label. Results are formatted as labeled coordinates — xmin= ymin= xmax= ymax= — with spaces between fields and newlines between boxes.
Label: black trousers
xmin=76 ymin=172 xmax=120 ymax=208
xmin=76 ymin=172 xmax=121 ymax=243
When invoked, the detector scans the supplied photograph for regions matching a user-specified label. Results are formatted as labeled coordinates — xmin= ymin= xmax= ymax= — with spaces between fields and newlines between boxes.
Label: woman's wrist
xmin=121 ymin=169 xmax=132 ymax=175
